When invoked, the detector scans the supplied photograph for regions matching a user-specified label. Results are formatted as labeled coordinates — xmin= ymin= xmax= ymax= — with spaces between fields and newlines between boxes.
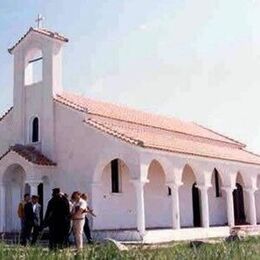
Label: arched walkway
xmin=94 ymin=158 xmax=135 ymax=229
xmin=3 ymin=164 xmax=26 ymax=232
xmin=233 ymin=172 xmax=246 ymax=225
xmin=208 ymin=169 xmax=227 ymax=226
xmin=144 ymin=160 xmax=170 ymax=228
xmin=179 ymin=164 xmax=201 ymax=227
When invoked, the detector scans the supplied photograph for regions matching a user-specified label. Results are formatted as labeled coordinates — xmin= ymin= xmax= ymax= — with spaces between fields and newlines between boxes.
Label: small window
xmin=168 ymin=187 xmax=172 ymax=196
xmin=214 ymin=169 xmax=221 ymax=197
xmin=32 ymin=117 xmax=39 ymax=143
xmin=111 ymin=159 xmax=121 ymax=193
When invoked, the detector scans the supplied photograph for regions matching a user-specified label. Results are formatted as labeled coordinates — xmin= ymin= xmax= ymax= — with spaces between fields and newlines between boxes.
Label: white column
xmin=197 ymin=185 xmax=210 ymax=228
xmin=168 ymin=182 xmax=182 ymax=229
xmin=131 ymin=180 xmax=147 ymax=235
xmin=245 ymin=188 xmax=257 ymax=226
xmin=91 ymin=182 xmax=102 ymax=230
xmin=223 ymin=186 xmax=235 ymax=226
xmin=0 ymin=183 xmax=5 ymax=232
xmin=26 ymin=181 xmax=41 ymax=196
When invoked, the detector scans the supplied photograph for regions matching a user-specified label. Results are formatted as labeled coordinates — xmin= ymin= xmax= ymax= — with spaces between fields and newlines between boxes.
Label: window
xmin=214 ymin=169 xmax=221 ymax=197
xmin=111 ymin=159 xmax=120 ymax=193
xmin=168 ymin=187 xmax=172 ymax=196
xmin=32 ymin=117 xmax=39 ymax=143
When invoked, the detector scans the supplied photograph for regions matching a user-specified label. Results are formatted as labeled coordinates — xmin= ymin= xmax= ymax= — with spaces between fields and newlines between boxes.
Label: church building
xmin=1 ymin=24 xmax=260 ymax=243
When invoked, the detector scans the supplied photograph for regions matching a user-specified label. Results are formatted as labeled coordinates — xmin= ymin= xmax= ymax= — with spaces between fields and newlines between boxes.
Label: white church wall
xmin=0 ymin=110 xmax=13 ymax=156
xmin=144 ymin=160 xmax=171 ymax=228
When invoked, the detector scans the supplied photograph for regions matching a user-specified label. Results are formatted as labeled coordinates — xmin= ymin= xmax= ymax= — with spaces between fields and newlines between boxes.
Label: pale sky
xmin=1 ymin=1 xmax=260 ymax=153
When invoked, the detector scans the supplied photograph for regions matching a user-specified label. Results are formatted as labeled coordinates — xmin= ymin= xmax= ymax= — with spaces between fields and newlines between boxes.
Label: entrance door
xmin=233 ymin=183 xmax=246 ymax=225
xmin=192 ymin=183 xmax=201 ymax=227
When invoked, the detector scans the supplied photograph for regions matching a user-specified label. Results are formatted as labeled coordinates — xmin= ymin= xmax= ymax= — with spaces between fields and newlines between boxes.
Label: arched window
xmin=111 ymin=159 xmax=121 ymax=193
xmin=168 ymin=187 xmax=172 ymax=196
xmin=32 ymin=117 xmax=39 ymax=143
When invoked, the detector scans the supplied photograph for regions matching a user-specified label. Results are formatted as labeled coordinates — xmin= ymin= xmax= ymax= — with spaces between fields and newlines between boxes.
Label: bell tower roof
xmin=8 ymin=27 xmax=69 ymax=54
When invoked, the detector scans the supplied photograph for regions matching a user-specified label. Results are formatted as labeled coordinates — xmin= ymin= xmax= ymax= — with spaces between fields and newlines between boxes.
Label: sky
xmin=1 ymin=0 xmax=260 ymax=153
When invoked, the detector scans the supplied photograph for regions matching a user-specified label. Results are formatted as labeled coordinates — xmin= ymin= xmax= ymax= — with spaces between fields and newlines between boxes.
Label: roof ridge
xmin=241 ymin=148 xmax=260 ymax=159
xmin=85 ymin=119 xmax=144 ymax=146
xmin=0 ymin=107 xmax=13 ymax=122
xmin=193 ymin=122 xmax=245 ymax=147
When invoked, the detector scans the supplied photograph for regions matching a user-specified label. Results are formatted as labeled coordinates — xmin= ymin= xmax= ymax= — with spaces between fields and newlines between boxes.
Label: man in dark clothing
xmin=20 ymin=199 xmax=34 ymax=246
xmin=43 ymin=188 xmax=70 ymax=249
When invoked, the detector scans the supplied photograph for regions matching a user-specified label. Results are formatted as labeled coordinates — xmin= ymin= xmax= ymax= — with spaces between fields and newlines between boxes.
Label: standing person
xmin=71 ymin=191 xmax=86 ymax=251
xmin=63 ymin=193 xmax=73 ymax=246
xmin=20 ymin=196 xmax=34 ymax=246
xmin=17 ymin=193 xmax=30 ymax=237
xmin=43 ymin=188 xmax=70 ymax=249
xmin=31 ymin=195 xmax=41 ymax=245
xmin=81 ymin=193 xmax=95 ymax=244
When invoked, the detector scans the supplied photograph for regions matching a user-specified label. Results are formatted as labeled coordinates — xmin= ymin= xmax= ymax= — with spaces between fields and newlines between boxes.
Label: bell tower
xmin=8 ymin=17 xmax=68 ymax=158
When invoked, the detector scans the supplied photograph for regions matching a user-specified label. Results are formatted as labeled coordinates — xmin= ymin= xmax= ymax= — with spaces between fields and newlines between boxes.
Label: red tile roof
xmin=8 ymin=27 xmax=68 ymax=54
xmin=0 ymin=145 xmax=56 ymax=166
xmin=55 ymin=92 xmax=260 ymax=166
xmin=55 ymin=92 xmax=244 ymax=146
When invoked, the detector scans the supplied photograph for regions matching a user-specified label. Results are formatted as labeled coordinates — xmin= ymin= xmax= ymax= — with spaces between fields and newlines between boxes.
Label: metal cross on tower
xmin=35 ymin=14 xmax=44 ymax=28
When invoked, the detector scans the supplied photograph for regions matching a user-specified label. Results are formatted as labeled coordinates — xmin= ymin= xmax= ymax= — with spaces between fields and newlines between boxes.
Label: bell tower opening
xmin=24 ymin=49 xmax=43 ymax=86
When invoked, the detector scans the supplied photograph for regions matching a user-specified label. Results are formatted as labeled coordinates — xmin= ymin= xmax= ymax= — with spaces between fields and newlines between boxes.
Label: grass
xmin=1 ymin=236 xmax=260 ymax=259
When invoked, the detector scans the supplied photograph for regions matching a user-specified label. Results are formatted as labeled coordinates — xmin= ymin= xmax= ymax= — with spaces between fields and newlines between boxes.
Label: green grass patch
xmin=1 ymin=236 xmax=260 ymax=259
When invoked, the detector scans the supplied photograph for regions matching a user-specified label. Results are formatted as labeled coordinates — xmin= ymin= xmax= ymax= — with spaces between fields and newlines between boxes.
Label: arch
xmin=93 ymin=154 xmax=136 ymax=183
xmin=208 ymin=168 xmax=227 ymax=226
xmin=93 ymin=158 xmax=135 ymax=229
xmin=144 ymin=159 xmax=170 ymax=228
xmin=3 ymin=164 xmax=26 ymax=232
xmin=233 ymin=172 xmax=246 ymax=225
xmin=179 ymin=164 xmax=201 ymax=227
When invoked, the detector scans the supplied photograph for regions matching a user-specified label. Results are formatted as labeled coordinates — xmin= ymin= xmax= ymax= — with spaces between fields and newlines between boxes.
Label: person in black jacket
xmin=20 ymin=198 xmax=33 ymax=246
xmin=43 ymin=188 xmax=70 ymax=249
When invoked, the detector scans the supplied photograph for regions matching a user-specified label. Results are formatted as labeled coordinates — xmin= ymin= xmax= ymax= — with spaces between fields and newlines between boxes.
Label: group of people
xmin=18 ymin=188 xmax=95 ymax=250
